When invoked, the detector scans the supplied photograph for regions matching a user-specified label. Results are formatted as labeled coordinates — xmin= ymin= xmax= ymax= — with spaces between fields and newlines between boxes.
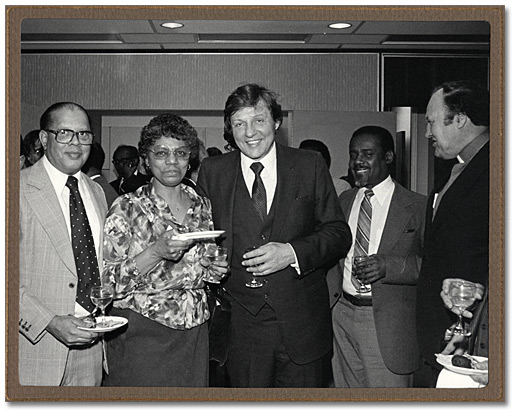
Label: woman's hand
xmin=153 ymin=231 xmax=195 ymax=262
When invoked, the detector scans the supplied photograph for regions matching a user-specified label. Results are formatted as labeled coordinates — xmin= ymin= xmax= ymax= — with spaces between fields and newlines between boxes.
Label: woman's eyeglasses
xmin=148 ymin=145 xmax=191 ymax=161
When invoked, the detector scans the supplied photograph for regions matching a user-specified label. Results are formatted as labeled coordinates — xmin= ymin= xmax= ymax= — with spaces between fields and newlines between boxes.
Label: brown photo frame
xmin=5 ymin=4 xmax=504 ymax=402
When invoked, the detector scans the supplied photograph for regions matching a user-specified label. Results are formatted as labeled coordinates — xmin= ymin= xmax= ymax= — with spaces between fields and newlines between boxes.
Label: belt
xmin=342 ymin=291 xmax=373 ymax=307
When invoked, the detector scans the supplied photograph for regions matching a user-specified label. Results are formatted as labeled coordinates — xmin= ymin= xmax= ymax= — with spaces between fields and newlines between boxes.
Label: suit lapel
xmin=378 ymin=182 xmax=413 ymax=254
xmin=269 ymin=145 xmax=297 ymax=242
xmin=337 ymin=190 xmax=357 ymax=272
xmin=25 ymin=162 xmax=77 ymax=276
xmin=220 ymin=151 xmax=241 ymax=255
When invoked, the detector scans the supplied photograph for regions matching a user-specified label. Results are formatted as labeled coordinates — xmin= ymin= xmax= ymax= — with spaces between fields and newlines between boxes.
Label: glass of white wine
xmin=89 ymin=285 xmax=115 ymax=325
xmin=447 ymin=280 xmax=477 ymax=336
xmin=203 ymin=245 xmax=228 ymax=284
xmin=244 ymin=246 xmax=263 ymax=288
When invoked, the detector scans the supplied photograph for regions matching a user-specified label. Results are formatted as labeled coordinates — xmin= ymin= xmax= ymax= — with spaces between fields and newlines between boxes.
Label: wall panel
xmin=21 ymin=53 xmax=379 ymax=116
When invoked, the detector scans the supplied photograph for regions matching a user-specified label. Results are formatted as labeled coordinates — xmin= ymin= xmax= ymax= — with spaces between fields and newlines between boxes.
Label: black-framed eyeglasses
xmin=148 ymin=145 xmax=191 ymax=161
xmin=45 ymin=129 xmax=95 ymax=145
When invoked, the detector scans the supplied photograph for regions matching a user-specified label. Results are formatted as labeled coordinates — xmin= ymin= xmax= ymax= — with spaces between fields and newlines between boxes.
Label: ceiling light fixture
xmin=160 ymin=22 xmax=184 ymax=29
xmin=328 ymin=22 xmax=352 ymax=29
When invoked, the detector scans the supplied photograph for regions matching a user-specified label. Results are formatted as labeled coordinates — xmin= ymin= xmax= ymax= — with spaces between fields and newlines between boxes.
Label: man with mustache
xmin=327 ymin=125 xmax=426 ymax=387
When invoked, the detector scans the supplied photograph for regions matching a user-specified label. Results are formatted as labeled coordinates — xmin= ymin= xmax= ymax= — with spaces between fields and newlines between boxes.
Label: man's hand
xmin=354 ymin=254 xmax=386 ymax=284
xmin=242 ymin=242 xmax=295 ymax=276
xmin=440 ymin=278 xmax=485 ymax=318
xmin=46 ymin=315 xmax=99 ymax=347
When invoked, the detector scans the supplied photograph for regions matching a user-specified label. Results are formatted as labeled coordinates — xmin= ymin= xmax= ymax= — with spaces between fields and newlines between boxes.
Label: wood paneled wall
xmin=21 ymin=53 xmax=379 ymax=123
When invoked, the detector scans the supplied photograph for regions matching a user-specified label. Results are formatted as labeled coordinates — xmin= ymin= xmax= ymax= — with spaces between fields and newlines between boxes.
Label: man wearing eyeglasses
xmin=19 ymin=102 xmax=108 ymax=386
xmin=109 ymin=145 xmax=150 ymax=195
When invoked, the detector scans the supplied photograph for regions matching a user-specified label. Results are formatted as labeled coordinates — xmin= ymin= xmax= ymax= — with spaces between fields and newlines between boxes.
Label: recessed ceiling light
xmin=160 ymin=22 xmax=184 ymax=29
xmin=328 ymin=22 xmax=352 ymax=29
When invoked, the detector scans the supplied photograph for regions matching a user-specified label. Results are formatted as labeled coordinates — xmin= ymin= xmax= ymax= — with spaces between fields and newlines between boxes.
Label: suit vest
xmin=224 ymin=172 xmax=276 ymax=315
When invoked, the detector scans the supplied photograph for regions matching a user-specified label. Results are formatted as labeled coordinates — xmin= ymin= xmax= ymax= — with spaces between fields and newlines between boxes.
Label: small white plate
xmin=172 ymin=230 xmax=225 ymax=241
xmin=435 ymin=354 xmax=488 ymax=376
xmin=78 ymin=316 xmax=128 ymax=333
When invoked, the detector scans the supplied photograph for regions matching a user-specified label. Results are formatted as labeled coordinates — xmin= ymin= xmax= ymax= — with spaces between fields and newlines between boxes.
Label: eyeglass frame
xmin=147 ymin=145 xmax=191 ymax=161
xmin=44 ymin=129 xmax=95 ymax=145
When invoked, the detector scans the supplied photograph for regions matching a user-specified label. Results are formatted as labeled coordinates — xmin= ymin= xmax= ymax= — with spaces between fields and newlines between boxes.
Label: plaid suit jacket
xmin=19 ymin=159 xmax=108 ymax=386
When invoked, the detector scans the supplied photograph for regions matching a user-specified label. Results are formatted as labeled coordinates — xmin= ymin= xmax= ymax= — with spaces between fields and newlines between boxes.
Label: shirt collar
xmin=42 ymin=155 xmax=82 ymax=192
xmin=240 ymin=143 xmax=277 ymax=175
xmin=457 ymin=128 xmax=489 ymax=164
xmin=358 ymin=174 xmax=394 ymax=206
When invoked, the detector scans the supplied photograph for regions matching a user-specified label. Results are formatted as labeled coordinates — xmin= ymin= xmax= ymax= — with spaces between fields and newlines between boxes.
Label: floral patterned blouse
xmin=102 ymin=182 xmax=216 ymax=330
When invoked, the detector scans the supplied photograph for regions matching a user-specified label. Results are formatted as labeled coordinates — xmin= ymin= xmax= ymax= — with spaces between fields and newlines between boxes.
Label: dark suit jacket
xmin=196 ymin=144 xmax=351 ymax=365
xmin=327 ymin=181 xmax=426 ymax=374
xmin=416 ymin=140 xmax=489 ymax=369
xmin=110 ymin=172 xmax=150 ymax=195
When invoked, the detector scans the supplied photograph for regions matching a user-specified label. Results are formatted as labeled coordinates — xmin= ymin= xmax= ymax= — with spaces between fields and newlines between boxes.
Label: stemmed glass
xmin=203 ymin=245 xmax=228 ymax=284
xmin=89 ymin=285 xmax=115 ymax=325
xmin=353 ymin=255 xmax=371 ymax=294
xmin=244 ymin=247 xmax=263 ymax=288
xmin=447 ymin=280 xmax=477 ymax=336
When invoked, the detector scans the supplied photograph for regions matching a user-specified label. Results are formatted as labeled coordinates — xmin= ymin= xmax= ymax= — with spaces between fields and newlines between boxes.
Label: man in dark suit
xmin=197 ymin=83 xmax=350 ymax=387
xmin=327 ymin=126 xmax=426 ymax=387
xmin=416 ymin=80 xmax=489 ymax=386
xmin=109 ymin=145 xmax=150 ymax=195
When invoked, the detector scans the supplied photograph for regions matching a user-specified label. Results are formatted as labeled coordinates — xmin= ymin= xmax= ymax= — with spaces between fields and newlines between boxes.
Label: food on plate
xmin=80 ymin=315 xmax=96 ymax=328
xmin=451 ymin=354 xmax=472 ymax=369
xmin=96 ymin=319 xmax=120 ymax=328
xmin=473 ymin=360 xmax=488 ymax=371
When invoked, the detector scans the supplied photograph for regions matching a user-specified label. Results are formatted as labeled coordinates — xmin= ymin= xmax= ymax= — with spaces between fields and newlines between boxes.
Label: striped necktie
xmin=354 ymin=189 xmax=374 ymax=257
xmin=66 ymin=176 xmax=101 ymax=312
xmin=250 ymin=162 xmax=267 ymax=222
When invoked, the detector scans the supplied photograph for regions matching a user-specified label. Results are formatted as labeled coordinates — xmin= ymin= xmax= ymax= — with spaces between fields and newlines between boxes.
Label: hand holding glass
xmin=244 ymin=247 xmax=264 ymax=288
xmin=447 ymin=280 xmax=477 ymax=336
xmin=203 ymin=245 xmax=228 ymax=284
xmin=89 ymin=285 xmax=115 ymax=325
xmin=353 ymin=255 xmax=371 ymax=294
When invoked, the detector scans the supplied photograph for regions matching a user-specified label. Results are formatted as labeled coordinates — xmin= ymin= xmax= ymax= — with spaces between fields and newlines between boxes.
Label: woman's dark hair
xmin=138 ymin=113 xmax=199 ymax=165
xmin=436 ymin=80 xmax=489 ymax=127
xmin=223 ymin=84 xmax=283 ymax=148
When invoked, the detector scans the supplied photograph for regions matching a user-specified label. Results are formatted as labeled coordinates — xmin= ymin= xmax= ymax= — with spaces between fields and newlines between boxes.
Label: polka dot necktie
xmin=250 ymin=162 xmax=267 ymax=222
xmin=66 ymin=176 xmax=100 ymax=312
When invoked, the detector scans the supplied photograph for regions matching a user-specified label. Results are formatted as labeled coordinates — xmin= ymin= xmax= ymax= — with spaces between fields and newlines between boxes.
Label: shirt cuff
xmin=287 ymin=243 xmax=301 ymax=275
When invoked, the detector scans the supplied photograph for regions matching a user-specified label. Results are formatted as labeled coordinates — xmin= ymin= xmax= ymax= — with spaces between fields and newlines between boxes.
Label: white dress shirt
xmin=343 ymin=175 xmax=395 ymax=295
xmin=42 ymin=155 xmax=102 ymax=316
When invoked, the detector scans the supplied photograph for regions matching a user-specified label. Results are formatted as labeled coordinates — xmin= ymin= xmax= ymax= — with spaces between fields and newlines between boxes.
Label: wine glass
xmin=89 ymin=285 xmax=115 ymax=325
xmin=353 ymin=255 xmax=371 ymax=294
xmin=447 ymin=280 xmax=477 ymax=336
xmin=244 ymin=247 xmax=263 ymax=288
xmin=203 ymin=245 xmax=228 ymax=284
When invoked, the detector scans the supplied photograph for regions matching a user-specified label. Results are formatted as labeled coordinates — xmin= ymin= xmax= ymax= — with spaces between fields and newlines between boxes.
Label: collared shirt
xmin=343 ymin=175 xmax=395 ymax=295
xmin=42 ymin=155 xmax=102 ymax=317
xmin=102 ymin=183 xmax=213 ymax=330
xmin=240 ymin=144 xmax=277 ymax=214
xmin=433 ymin=129 xmax=490 ymax=218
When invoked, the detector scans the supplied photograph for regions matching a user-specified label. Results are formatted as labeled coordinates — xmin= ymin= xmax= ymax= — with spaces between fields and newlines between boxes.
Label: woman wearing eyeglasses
xmin=101 ymin=113 xmax=229 ymax=387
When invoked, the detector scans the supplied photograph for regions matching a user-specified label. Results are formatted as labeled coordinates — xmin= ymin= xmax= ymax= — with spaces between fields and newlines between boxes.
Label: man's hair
xmin=351 ymin=125 xmax=395 ymax=154
xmin=113 ymin=144 xmax=139 ymax=161
xmin=223 ymin=83 xmax=283 ymax=147
xmin=22 ymin=130 xmax=41 ymax=156
xmin=40 ymin=102 xmax=91 ymax=130
xmin=299 ymin=139 xmax=331 ymax=169
xmin=435 ymin=80 xmax=489 ymax=127
xmin=81 ymin=141 xmax=105 ymax=173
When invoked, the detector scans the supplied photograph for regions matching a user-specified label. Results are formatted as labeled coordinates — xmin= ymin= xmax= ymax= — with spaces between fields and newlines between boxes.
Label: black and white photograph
xmin=4 ymin=2 xmax=507 ymax=406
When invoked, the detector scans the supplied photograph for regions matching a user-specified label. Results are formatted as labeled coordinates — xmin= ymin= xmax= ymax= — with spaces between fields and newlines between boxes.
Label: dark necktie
xmin=66 ymin=176 xmax=101 ymax=312
xmin=250 ymin=162 xmax=267 ymax=222
xmin=352 ymin=189 xmax=374 ymax=289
